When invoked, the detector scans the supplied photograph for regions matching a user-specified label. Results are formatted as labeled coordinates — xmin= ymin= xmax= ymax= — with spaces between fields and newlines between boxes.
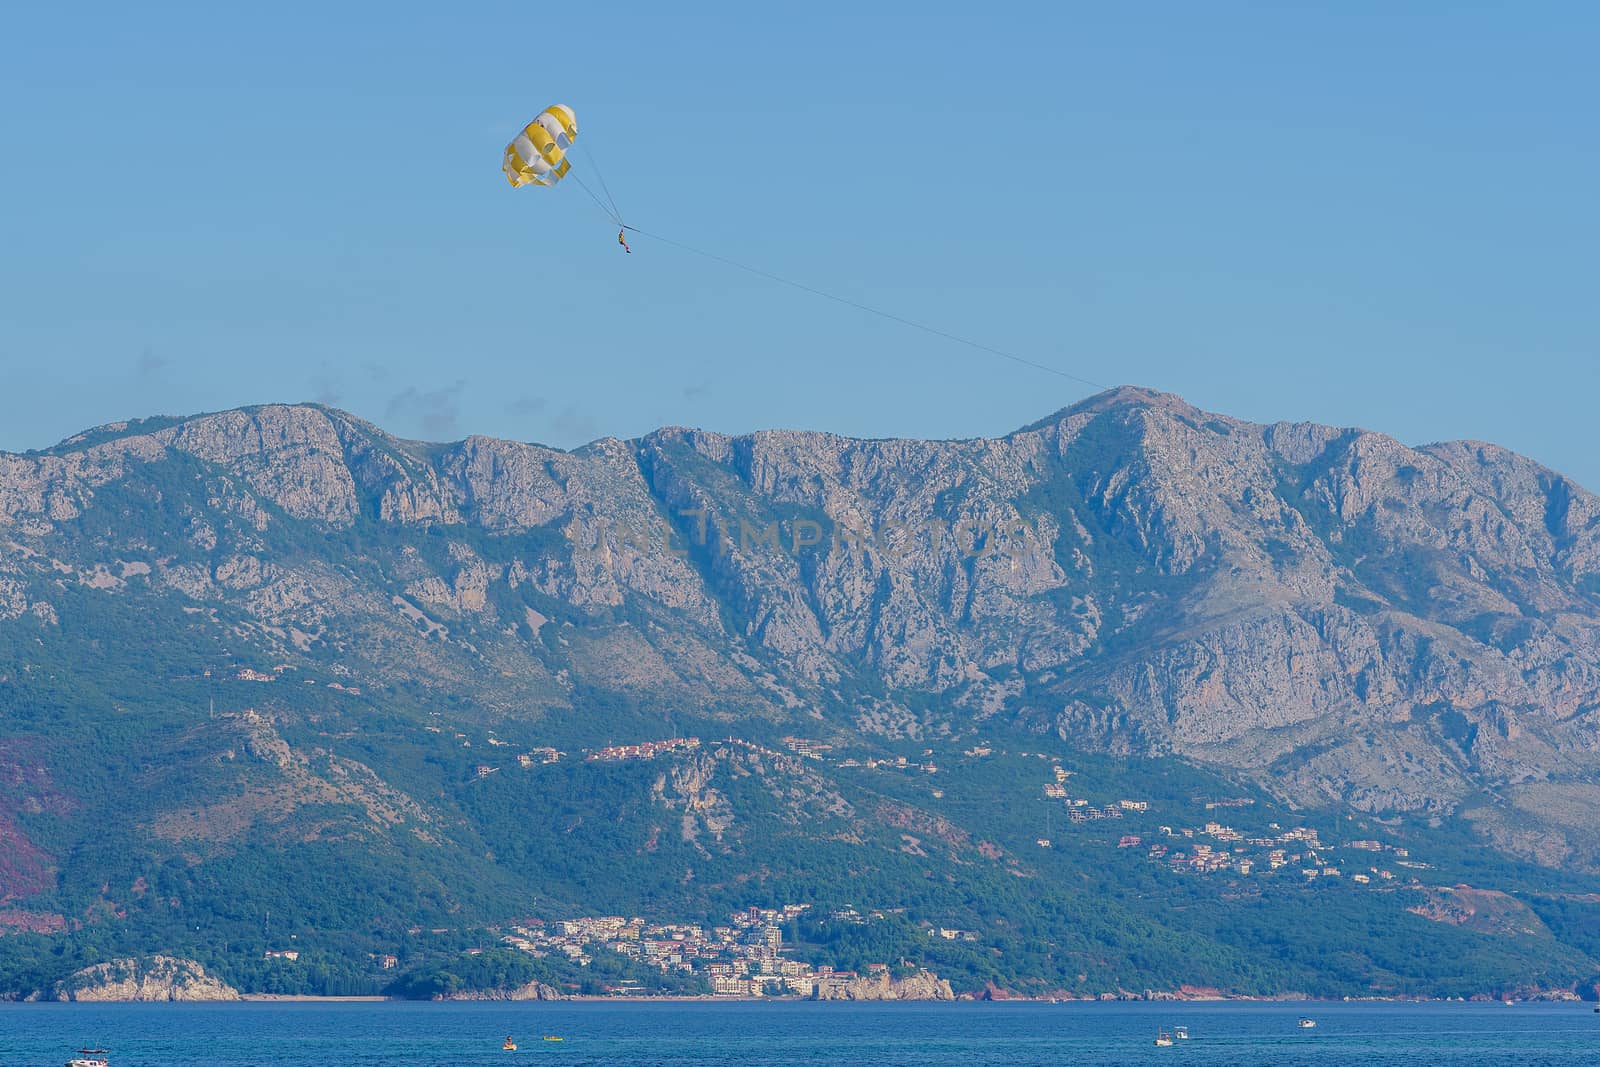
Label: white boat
xmin=1154 ymin=1030 xmax=1174 ymax=1047
xmin=66 ymin=1052 xmax=109 ymax=1067
xmin=1174 ymin=1025 xmax=1189 ymax=1040
xmin=1297 ymin=1017 xmax=1317 ymax=1028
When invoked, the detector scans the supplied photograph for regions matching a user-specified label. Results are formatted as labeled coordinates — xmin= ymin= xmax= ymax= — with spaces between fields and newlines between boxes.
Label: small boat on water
xmin=542 ymin=1035 xmax=564 ymax=1042
xmin=66 ymin=1052 xmax=109 ymax=1067
xmin=1297 ymin=1017 xmax=1317 ymax=1029
xmin=1154 ymin=1030 xmax=1174 ymax=1047
xmin=503 ymin=1035 xmax=518 ymax=1051
xmin=1174 ymin=1025 xmax=1189 ymax=1040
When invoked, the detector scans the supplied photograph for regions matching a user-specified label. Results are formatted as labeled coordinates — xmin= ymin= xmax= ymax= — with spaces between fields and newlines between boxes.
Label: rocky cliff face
xmin=4 ymin=389 xmax=1600 ymax=868
xmin=50 ymin=956 xmax=240 ymax=1001
xmin=813 ymin=968 xmax=955 ymax=1001
xmin=439 ymin=979 xmax=564 ymax=1001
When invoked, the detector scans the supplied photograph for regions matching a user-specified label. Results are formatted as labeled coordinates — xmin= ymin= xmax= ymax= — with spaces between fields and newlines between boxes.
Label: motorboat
xmin=66 ymin=1052 xmax=109 ymax=1067
xmin=1297 ymin=1017 xmax=1317 ymax=1029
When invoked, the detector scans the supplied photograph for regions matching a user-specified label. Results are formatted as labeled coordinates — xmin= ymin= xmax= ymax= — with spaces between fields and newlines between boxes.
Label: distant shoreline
xmin=237 ymin=994 xmax=392 ymax=1002
xmin=231 ymin=992 xmax=1581 ymax=1005
xmin=17 ymin=995 xmax=1593 ymax=1007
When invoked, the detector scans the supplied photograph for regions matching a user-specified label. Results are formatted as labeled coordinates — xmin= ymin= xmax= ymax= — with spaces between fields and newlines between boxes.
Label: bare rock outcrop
xmin=439 ymin=980 xmax=564 ymax=1001
xmin=52 ymin=956 xmax=240 ymax=1002
xmin=813 ymin=968 xmax=954 ymax=1001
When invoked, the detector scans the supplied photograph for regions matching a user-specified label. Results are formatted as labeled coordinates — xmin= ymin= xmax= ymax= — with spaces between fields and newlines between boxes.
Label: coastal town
xmin=500 ymin=904 xmax=940 ymax=999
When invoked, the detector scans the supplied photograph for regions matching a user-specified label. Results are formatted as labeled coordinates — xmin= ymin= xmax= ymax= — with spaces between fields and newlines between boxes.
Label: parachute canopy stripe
xmin=511 ymin=134 xmax=546 ymax=172
xmin=542 ymin=104 xmax=577 ymax=138
xmin=529 ymin=127 xmax=561 ymax=163
xmin=503 ymin=104 xmax=579 ymax=188
xmin=536 ymin=114 xmax=572 ymax=146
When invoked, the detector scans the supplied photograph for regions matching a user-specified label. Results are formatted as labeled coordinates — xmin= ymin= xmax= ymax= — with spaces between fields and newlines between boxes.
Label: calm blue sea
xmin=1 ymin=1000 xmax=1597 ymax=1066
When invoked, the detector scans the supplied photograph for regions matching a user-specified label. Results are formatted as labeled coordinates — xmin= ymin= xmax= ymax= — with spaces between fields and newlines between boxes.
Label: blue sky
xmin=3 ymin=3 xmax=1596 ymax=484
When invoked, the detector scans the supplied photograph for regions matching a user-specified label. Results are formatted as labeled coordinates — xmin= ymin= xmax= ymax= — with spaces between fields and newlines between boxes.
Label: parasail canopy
xmin=503 ymin=104 xmax=579 ymax=188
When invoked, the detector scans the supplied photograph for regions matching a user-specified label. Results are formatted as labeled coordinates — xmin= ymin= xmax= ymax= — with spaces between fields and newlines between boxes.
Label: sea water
xmin=1 ymin=1000 xmax=1596 ymax=1066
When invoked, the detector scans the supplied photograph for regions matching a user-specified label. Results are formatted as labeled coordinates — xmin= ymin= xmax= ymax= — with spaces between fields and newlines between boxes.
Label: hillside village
xmin=211 ymin=659 xmax=1433 ymax=892
xmin=204 ymin=651 xmax=1436 ymax=891
xmin=1032 ymin=765 xmax=1421 ymax=885
xmin=462 ymin=717 xmax=1430 ymax=893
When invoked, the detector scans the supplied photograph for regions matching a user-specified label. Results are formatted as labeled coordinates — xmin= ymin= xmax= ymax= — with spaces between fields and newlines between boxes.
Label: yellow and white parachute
xmin=503 ymin=104 xmax=579 ymax=188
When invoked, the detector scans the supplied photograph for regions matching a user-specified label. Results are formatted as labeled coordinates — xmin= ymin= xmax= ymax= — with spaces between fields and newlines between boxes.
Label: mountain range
xmin=2 ymin=387 xmax=1598 ymax=1000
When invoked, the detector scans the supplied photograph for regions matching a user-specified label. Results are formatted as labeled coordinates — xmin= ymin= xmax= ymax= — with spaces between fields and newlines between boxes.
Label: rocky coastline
xmin=813 ymin=969 xmax=955 ymax=1002
xmin=438 ymin=979 xmax=565 ymax=1002
xmin=42 ymin=956 xmax=240 ymax=1002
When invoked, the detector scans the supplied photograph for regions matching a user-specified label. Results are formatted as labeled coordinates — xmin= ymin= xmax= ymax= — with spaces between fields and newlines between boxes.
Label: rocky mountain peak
xmin=5 ymin=390 xmax=1600 ymax=870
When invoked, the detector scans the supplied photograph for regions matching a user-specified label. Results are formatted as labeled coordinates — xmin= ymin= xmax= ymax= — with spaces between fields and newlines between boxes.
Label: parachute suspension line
xmin=569 ymin=172 xmax=623 ymax=228
xmin=574 ymin=143 xmax=626 ymax=228
xmin=508 ymin=109 xmax=1097 ymax=382
xmin=619 ymin=225 xmax=1108 ymax=389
